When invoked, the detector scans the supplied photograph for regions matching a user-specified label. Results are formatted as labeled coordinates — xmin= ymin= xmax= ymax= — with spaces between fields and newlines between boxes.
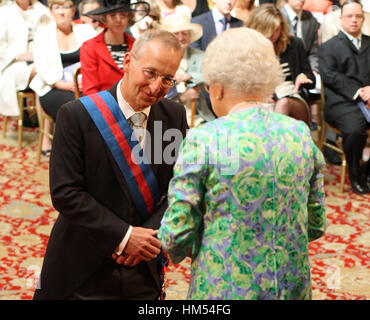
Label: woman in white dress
xmin=0 ymin=0 xmax=50 ymax=117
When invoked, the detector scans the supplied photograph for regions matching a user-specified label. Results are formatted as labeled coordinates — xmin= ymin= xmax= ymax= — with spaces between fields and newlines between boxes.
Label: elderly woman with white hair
xmin=158 ymin=28 xmax=326 ymax=300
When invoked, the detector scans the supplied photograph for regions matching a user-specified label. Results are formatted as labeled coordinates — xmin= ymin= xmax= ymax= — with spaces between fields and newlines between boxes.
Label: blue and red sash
xmin=79 ymin=90 xmax=160 ymax=224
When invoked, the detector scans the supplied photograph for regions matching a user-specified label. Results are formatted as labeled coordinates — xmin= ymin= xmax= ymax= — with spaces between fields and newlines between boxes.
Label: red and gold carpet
xmin=0 ymin=117 xmax=369 ymax=300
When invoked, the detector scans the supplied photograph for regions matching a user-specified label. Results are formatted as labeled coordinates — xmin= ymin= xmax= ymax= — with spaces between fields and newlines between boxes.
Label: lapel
xmin=186 ymin=46 xmax=198 ymax=72
xmin=301 ymin=11 xmax=310 ymax=47
xmin=338 ymin=31 xmax=359 ymax=54
xmin=95 ymin=31 xmax=123 ymax=73
xmin=206 ymin=12 xmax=217 ymax=43
xmin=281 ymin=7 xmax=295 ymax=35
xmin=229 ymin=16 xmax=243 ymax=28
xmin=359 ymin=34 xmax=370 ymax=54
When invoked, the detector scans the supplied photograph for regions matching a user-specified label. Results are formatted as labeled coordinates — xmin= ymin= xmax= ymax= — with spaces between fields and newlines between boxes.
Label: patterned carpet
xmin=0 ymin=116 xmax=369 ymax=300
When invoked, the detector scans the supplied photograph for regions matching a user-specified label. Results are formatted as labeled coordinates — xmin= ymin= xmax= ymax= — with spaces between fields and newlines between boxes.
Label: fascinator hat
xmin=83 ymin=0 xmax=150 ymax=23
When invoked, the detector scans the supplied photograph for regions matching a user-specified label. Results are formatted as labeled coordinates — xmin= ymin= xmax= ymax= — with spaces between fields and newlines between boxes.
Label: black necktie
xmin=221 ymin=17 xmax=227 ymax=32
xmin=292 ymin=16 xmax=298 ymax=36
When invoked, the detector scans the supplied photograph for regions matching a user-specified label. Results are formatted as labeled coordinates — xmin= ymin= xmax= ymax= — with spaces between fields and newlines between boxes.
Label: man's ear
xmin=123 ymin=52 xmax=131 ymax=73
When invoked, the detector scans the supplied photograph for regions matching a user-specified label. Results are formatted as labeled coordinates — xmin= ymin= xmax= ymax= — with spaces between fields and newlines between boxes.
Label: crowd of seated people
xmin=0 ymin=0 xmax=369 ymax=194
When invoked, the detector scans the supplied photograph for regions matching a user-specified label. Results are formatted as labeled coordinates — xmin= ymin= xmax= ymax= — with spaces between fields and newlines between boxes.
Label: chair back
xmin=73 ymin=67 xmax=82 ymax=99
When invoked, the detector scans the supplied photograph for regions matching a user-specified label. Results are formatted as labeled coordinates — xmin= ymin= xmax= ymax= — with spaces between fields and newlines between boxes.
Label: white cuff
xmin=353 ymin=88 xmax=362 ymax=100
xmin=115 ymin=225 xmax=133 ymax=256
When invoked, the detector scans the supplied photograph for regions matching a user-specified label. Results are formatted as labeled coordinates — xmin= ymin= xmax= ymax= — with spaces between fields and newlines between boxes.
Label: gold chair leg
xmin=36 ymin=113 xmax=44 ymax=166
xmin=17 ymin=94 xmax=24 ymax=149
xmin=18 ymin=118 xmax=23 ymax=149
xmin=2 ymin=116 xmax=8 ymax=138
xmin=340 ymin=158 xmax=346 ymax=193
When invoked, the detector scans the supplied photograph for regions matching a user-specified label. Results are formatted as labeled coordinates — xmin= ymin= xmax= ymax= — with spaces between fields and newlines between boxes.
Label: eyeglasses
xmin=131 ymin=55 xmax=177 ymax=88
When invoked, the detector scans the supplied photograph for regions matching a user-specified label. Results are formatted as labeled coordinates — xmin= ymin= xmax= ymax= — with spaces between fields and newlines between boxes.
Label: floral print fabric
xmin=158 ymin=107 xmax=326 ymax=300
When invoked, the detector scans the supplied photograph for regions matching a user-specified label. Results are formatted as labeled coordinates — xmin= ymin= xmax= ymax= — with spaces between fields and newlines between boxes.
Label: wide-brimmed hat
xmin=84 ymin=0 xmax=150 ymax=23
xmin=161 ymin=13 xmax=203 ymax=43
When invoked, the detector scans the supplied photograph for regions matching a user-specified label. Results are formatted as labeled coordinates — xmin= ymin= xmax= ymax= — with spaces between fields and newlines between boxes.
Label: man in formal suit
xmin=320 ymin=0 xmax=370 ymax=43
xmin=33 ymin=30 xmax=188 ymax=299
xmin=190 ymin=0 xmax=243 ymax=51
xmin=281 ymin=0 xmax=320 ymax=73
xmin=319 ymin=0 xmax=370 ymax=194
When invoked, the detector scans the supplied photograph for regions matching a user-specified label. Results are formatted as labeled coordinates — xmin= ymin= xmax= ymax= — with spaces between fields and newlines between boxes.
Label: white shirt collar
xmin=116 ymin=79 xmax=151 ymax=121
xmin=340 ymin=29 xmax=362 ymax=44
xmin=285 ymin=4 xmax=301 ymax=22
xmin=212 ymin=6 xmax=229 ymax=23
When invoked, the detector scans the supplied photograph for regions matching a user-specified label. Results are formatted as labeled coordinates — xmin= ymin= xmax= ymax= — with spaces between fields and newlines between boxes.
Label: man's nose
xmin=148 ymin=77 xmax=163 ymax=95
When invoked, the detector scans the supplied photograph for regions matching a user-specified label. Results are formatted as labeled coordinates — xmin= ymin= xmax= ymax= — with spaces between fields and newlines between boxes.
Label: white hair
xmin=202 ymin=27 xmax=283 ymax=99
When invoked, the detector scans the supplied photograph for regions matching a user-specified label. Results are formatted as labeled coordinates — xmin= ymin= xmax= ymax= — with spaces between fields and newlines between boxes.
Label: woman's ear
xmin=213 ymin=83 xmax=224 ymax=101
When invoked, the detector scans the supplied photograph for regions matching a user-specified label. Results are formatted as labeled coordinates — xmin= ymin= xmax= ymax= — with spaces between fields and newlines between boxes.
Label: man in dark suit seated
xmin=33 ymin=30 xmax=188 ymax=299
xmin=319 ymin=0 xmax=370 ymax=195
xmin=190 ymin=0 xmax=244 ymax=51
xmin=281 ymin=0 xmax=320 ymax=74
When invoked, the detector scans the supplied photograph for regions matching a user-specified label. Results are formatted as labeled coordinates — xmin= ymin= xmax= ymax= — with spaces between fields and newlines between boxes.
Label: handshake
xmin=112 ymin=226 xmax=161 ymax=267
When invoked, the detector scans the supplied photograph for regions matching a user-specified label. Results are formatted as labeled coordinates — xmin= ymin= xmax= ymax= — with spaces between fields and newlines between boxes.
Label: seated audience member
xmin=246 ymin=4 xmax=315 ymax=126
xmin=320 ymin=0 xmax=370 ymax=165
xmin=0 ymin=0 xmax=50 ymax=117
xmin=162 ymin=13 xmax=213 ymax=123
xmin=129 ymin=0 xmax=162 ymax=38
xmin=281 ymin=0 xmax=319 ymax=74
xmin=158 ymin=27 xmax=326 ymax=300
xmin=191 ymin=0 xmax=243 ymax=51
xmin=75 ymin=0 xmax=105 ymax=34
xmin=231 ymin=0 xmax=255 ymax=23
xmin=182 ymin=0 xmax=210 ymax=18
xmin=30 ymin=0 xmax=95 ymax=155
xmin=80 ymin=0 xmax=149 ymax=95
xmin=319 ymin=0 xmax=370 ymax=194
xmin=320 ymin=0 xmax=370 ymax=43
xmin=158 ymin=0 xmax=191 ymax=18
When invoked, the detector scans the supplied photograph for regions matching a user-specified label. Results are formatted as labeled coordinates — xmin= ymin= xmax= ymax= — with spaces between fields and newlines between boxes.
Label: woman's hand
xmin=294 ymin=73 xmax=313 ymax=93
xmin=15 ymin=52 xmax=33 ymax=62
xmin=54 ymin=80 xmax=75 ymax=92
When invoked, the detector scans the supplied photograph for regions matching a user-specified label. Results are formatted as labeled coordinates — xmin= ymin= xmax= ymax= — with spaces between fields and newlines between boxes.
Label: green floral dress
xmin=158 ymin=107 xmax=326 ymax=300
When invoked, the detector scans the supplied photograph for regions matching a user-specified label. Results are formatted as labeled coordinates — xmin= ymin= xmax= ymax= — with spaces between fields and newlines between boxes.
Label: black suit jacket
xmin=190 ymin=11 xmax=243 ymax=51
xmin=319 ymin=31 xmax=370 ymax=122
xmin=280 ymin=36 xmax=316 ymax=102
xmin=281 ymin=8 xmax=320 ymax=72
xmin=33 ymin=83 xmax=188 ymax=300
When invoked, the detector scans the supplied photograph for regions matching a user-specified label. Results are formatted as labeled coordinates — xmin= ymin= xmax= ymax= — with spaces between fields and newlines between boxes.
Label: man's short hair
xmin=341 ymin=0 xmax=363 ymax=13
xmin=131 ymin=30 xmax=181 ymax=59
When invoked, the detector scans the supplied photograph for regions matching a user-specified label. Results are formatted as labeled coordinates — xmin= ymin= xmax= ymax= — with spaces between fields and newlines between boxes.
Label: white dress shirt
xmin=212 ymin=7 xmax=230 ymax=35
xmin=284 ymin=4 xmax=303 ymax=39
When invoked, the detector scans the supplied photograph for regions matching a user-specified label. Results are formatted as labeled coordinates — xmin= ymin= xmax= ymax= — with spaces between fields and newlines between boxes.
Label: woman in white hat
xmin=162 ymin=13 xmax=215 ymax=122
xmin=80 ymin=0 xmax=150 ymax=95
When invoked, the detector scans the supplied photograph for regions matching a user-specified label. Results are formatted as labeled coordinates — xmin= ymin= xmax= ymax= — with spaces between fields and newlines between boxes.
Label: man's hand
xmin=112 ymin=227 xmax=161 ymax=267
xmin=359 ymin=86 xmax=370 ymax=103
